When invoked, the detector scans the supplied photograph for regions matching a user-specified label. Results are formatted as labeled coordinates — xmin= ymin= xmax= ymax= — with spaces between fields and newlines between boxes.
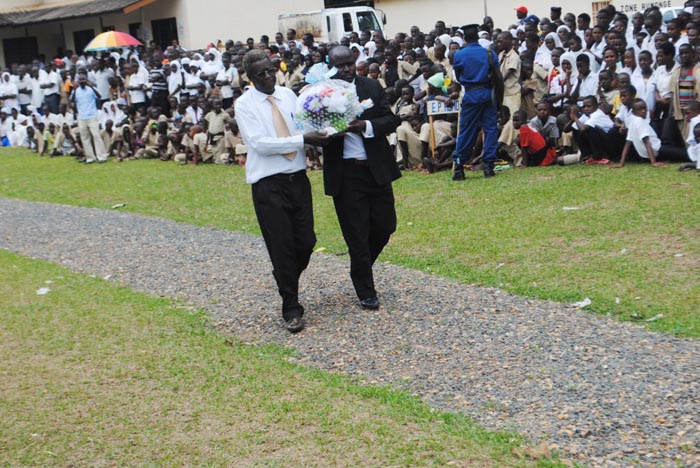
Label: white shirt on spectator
xmin=589 ymin=40 xmax=607 ymax=59
xmin=42 ymin=70 xmax=60 ymax=96
xmin=128 ymin=74 xmax=146 ymax=104
xmin=94 ymin=68 xmax=114 ymax=100
xmin=630 ymin=74 xmax=656 ymax=114
xmin=651 ymin=63 xmax=678 ymax=100
xmin=11 ymin=74 xmax=28 ymax=106
xmin=30 ymin=76 xmax=44 ymax=109
xmin=217 ymin=66 xmax=237 ymax=99
xmin=685 ymin=114 xmax=700 ymax=147
xmin=0 ymin=75 xmax=19 ymax=110
xmin=574 ymin=108 xmax=614 ymax=132
xmin=576 ymin=72 xmax=598 ymax=104
xmin=626 ymin=114 xmax=660 ymax=158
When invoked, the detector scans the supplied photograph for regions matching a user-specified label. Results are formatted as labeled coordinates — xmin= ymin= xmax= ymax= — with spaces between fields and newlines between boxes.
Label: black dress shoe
xmin=285 ymin=316 xmax=304 ymax=333
xmin=360 ymin=297 xmax=380 ymax=310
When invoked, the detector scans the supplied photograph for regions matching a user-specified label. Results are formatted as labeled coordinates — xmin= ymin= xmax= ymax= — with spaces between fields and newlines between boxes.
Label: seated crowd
xmin=2 ymin=2 xmax=700 ymax=172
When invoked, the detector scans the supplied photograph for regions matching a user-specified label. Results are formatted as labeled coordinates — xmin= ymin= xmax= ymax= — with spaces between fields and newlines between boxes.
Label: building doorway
xmin=73 ymin=29 xmax=95 ymax=53
xmin=151 ymin=17 xmax=178 ymax=48
xmin=129 ymin=22 xmax=143 ymax=42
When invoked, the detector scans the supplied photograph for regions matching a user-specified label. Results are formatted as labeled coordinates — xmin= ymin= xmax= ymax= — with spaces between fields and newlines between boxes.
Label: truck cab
xmin=278 ymin=7 xmax=385 ymax=44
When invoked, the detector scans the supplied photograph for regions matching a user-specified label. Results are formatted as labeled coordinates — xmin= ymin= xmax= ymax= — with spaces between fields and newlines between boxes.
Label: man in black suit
xmin=324 ymin=46 xmax=401 ymax=310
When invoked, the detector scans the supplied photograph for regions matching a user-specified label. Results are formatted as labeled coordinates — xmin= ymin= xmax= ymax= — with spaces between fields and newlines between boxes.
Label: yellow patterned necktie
xmin=267 ymin=95 xmax=297 ymax=161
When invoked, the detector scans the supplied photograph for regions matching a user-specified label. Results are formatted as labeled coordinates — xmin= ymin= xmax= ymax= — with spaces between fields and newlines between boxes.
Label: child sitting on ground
xmin=512 ymin=110 xmax=558 ymax=167
xmin=41 ymin=123 xmax=54 ymax=156
xmin=613 ymin=98 xmax=666 ymax=168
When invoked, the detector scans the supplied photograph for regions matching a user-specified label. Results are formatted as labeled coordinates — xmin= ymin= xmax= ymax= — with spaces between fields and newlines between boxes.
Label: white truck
xmin=277 ymin=6 xmax=386 ymax=43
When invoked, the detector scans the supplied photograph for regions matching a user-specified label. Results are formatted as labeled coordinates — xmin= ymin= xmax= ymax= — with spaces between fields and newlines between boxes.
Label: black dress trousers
xmin=333 ymin=159 xmax=396 ymax=300
xmin=252 ymin=170 xmax=316 ymax=321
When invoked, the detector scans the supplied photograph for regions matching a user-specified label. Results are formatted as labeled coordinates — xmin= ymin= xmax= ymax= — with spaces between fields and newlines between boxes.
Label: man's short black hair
xmin=576 ymin=54 xmax=590 ymax=65
xmin=619 ymin=84 xmax=637 ymax=96
xmin=583 ymin=95 xmax=598 ymax=105
xmin=658 ymin=41 xmax=676 ymax=56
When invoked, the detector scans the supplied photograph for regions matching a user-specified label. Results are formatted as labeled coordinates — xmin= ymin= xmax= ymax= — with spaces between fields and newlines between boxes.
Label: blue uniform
xmin=452 ymin=43 xmax=499 ymax=168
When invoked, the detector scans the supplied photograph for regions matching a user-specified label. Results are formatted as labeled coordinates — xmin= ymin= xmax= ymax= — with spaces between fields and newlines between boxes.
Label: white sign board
xmin=426 ymin=100 xmax=461 ymax=116
xmin=613 ymin=1 xmax=675 ymax=14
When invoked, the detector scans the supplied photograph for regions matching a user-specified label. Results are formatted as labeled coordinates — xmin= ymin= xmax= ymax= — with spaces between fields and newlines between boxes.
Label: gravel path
xmin=1 ymin=198 xmax=698 ymax=467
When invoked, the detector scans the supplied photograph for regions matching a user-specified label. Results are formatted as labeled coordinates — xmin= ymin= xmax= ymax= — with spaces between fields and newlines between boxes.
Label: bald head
xmin=329 ymin=45 xmax=355 ymax=82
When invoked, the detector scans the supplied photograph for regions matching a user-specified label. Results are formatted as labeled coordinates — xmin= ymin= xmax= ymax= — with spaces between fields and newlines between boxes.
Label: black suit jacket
xmin=322 ymin=75 xmax=401 ymax=197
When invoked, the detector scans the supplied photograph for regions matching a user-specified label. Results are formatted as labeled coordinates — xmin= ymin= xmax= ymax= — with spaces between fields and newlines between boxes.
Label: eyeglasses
xmin=253 ymin=67 xmax=276 ymax=80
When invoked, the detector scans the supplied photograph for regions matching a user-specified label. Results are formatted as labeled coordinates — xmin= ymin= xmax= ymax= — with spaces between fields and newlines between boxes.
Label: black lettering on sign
xmin=618 ymin=4 xmax=638 ymax=12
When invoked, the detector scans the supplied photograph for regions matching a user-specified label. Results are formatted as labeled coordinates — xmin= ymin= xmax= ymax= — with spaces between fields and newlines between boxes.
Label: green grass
xmin=0 ymin=249 xmax=564 ymax=467
xmin=1 ymin=149 xmax=699 ymax=336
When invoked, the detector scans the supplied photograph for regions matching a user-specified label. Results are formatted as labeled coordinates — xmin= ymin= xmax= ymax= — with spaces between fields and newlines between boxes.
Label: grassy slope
xmin=0 ymin=249 xmax=563 ymax=467
xmin=1 ymin=149 xmax=699 ymax=336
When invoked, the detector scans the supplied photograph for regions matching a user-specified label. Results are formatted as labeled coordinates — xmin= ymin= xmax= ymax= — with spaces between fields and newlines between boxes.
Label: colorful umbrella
xmin=84 ymin=31 xmax=142 ymax=52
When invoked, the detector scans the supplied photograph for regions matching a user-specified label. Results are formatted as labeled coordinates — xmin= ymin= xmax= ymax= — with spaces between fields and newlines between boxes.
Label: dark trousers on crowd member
xmin=44 ymin=93 xmax=59 ymax=114
xmin=652 ymin=113 xmax=685 ymax=149
xmin=572 ymin=127 xmax=614 ymax=160
xmin=151 ymin=90 xmax=169 ymax=116
xmin=252 ymin=170 xmax=316 ymax=321
xmin=659 ymin=145 xmax=690 ymax=162
xmin=453 ymin=99 xmax=498 ymax=168
xmin=333 ymin=159 xmax=396 ymax=301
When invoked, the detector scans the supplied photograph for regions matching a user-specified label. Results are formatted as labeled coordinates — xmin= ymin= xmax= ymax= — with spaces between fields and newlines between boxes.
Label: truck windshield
xmin=357 ymin=11 xmax=380 ymax=32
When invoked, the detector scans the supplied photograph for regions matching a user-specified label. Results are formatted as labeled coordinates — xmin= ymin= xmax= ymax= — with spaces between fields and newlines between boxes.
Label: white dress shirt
xmin=574 ymin=108 xmax=614 ymax=132
xmin=217 ymin=66 xmax=237 ymax=99
xmin=343 ymin=79 xmax=375 ymax=160
xmin=94 ymin=68 xmax=114 ymax=99
xmin=236 ymin=85 xmax=306 ymax=184
xmin=42 ymin=70 xmax=60 ymax=96
xmin=127 ymin=74 xmax=146 ymax=104
xmin=13 ymin=74 xmax=32 ymax=106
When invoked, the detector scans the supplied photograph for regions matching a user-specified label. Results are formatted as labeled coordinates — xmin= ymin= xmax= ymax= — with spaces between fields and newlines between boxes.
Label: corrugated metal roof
xmin=0 ymin=0 xmax=145 ymax=27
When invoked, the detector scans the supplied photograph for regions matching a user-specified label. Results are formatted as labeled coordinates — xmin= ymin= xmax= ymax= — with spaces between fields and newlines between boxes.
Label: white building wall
xmin=181 ymin=0 xmax=322 ymax=47
xmin=376 ymin=0 xmax=587 ymax=35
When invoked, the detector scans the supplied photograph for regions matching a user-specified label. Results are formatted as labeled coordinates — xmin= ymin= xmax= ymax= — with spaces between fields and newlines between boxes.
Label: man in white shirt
xmin=235 ymin=49 xmax=331 ymax=333
xmin=216 ymin=54 xmax=237 ymax=109
xmin=93 ymin=59 xmax=114 ymax=107
xmin=569 ymin=95 xmax=614 ymax=164
xmin=41 ymin=61 xmax=62 ymax=113
xmin=13 ymin=65 xmax=32 ymax=114
xmin=126 ymin=62 xmax=146 ymax=115
xmin=29 ymin=67 xmax=44 ymax=112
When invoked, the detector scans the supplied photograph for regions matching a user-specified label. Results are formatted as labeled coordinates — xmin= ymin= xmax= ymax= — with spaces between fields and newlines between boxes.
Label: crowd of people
xmin=2 ymin=2 xmax=700 ymax=172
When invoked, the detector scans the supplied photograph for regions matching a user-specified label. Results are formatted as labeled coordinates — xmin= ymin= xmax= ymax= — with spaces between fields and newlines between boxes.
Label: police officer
xmin=451 ymin=24 xmax=504 ymax=180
